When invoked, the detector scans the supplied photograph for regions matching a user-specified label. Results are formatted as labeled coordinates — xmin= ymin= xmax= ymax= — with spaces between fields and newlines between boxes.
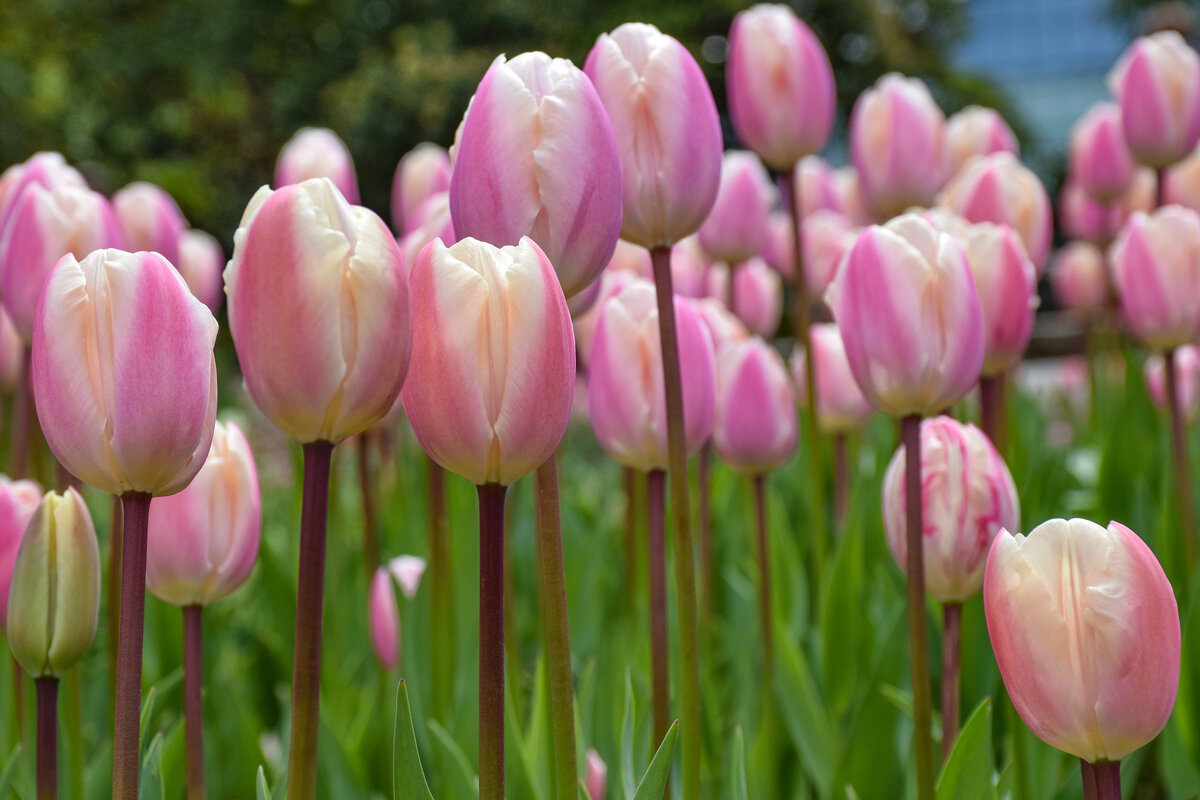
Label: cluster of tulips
xmin=0 ymin=5 xmax=1196 ymax=800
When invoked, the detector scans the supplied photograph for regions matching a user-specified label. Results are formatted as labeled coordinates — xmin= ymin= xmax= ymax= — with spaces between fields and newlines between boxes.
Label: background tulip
xmin=667 ymin=236 xmax=712 ymax=298
xmin=1109 ymin=31 xmax=1200 ymax=168
xmin=369 ymin=567 xmax=400 ymax=671
xmin=697 ymin=151 xmax=775 ymax=265
xmin=795 ymin=156 xmax=848 ymax=218
xmin=111 ymin=181 xmax=188 ymax=264
xmin=791 ymin=323 xmax=874 ymax=435
xmin=176 ymin=229 xmax=225 ymax=312
xmin=945 ymin=106 xmax=1019 ymax=176
xmin=398 ymin=191 xmax=456 ymax=272
xmin=704 ymin=257 xmax=783 ymax=337
xmin=0 ymin=476 xmax=43 ymax=628
xmin=392 ymin=142 xmax=452 ymax=235
xmin=274 ymin=127 xmax=360 ymax=204
xmin=585 ymin=749 xmax=607 ymax=800
xmin=1050 ymin=241 xmax=1110 ymax=314
xmin=0 ymin=307 xmax=23 ymax=391
xmin=387 ymin=555 xmax=426 ymax=599
xmin=0 ymin=152 xmax=87 ymax=235
xmin=225 ymin=178 xmax=411 ymax=444
xmin=962 ymin=223 xmax=1038 ymax=376
xmin=693 ymin=297 xmax=750 ymax=360
xmin=1145 ymin=346 xmax=1200 ymax=421
xmin=572 ymin=269 xmax=648 ymax=371
xmin=1109 ymin=205 xmax=1200 ymax=350
xmin=1068 ymin=102 xmax=1137 ymax=201
xmin=801 ymin=210 xmax=856 ymax=298
xmin=984 ymin=518 xmax=1179 ymax=763
xmin=1059 ymin=171 xmax=1155 ymax=244
xmin=1163 ymin=144 xmax=1200 ymax=212
xmin=712 ymin=338 xmax=797 ymax=475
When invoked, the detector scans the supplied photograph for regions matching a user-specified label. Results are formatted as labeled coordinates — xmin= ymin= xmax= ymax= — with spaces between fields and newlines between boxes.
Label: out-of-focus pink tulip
xmin=1164 ymin=144 xmax=1200 ymax=212
xmin=402 ymin=237 xmax=574 ymax=486
xmin=369 ymin=567 xmax=399 ymax=671
xmin=391 ymin=143 xmax=452 ymax=235
xmin=587 ymin=283 xmax=715 ymax=471
xmin=795 ymin=156 xmax=848 ymax=218
xmin=984 ymin=518 xmax=1180 ymax=762
xmin=1109 ymin=205 xmax=1200 ymax=350
xmin=834 ymin=166 xmax=873 ymax=227
xmin=145 ymin=421 xmax=260 ymax=606
xmin=804 ymin=210 xmax=855 ymax=297
xmin=712 ymin=338 xmax=796 ymax=474
xmin=573 ymin=269 xmax=649 ymax=370
xmin=0 ymin=152 xmax=86 ymax=234
xmin=1050 ymin=241 xmax=1110 ymax=313
xmin=850 ymin=74 xmax=948 ymax=220
xmin=398 ymin=191 xmax=456 ymax=272
xmin=0 ymin=307 xmax=23 ymax=391
xmin=604 ymin=239 xmax=653 ymax=279
xmin=668 ymin=237 xmax=713 ymax=299
xmin=1059 ymin=170 xmax=1156 ymax=245
xmin=585 ymin=749 xmax=607 ymax=800
xmin=387 ymin=555 xmax=427 ymax=599
xmin=176 ymin=229 xmax=224 ymax=313
xmin=111 ymin=182 xmax=188 ymax=264
xmin=937 ymin=152 xmax=1053 ymax=273
xmin=945 ymin=106 xmax=1019 ymax=177
xmin=0 ymin=476 xmax=43 ymax=628
xmin=451 ymin=52 xmax=623 ymax=299
xmin=0 ymin=183 xmax=125 ymax=339
xmin=883 ymin=416 xmax=1018 ymax=602
xmin=274 ymin=128 xmax=360 ymax=204
xmin=1068 ymin=103 xmax=1137 ymax=201
xmin=760 ymin=211 xmax=795 ymax=278
xmin=791 ymin=323 xmax=874 ymax=434
xmin=919 ymin=206 xmax=972 ymax=240
xmin=32 ymin=249 xmax=217 ymax=497
xmin=826 ymin=214 xmax=984 ymax=416
xmin=585 ymin=23 xmax=723 ymax=249
xmin=726 ymin=4 xmax=835 ymax=170
xmin=1109 ymin=31 xmax=1200 ymax=168
xmin=704 ymin=258 xmax=783 ymax=337
xmin=1145 ymin=346 xmax=1200 ymax=421
xmin=963 ymin=223 xmax=1038 ymax=376
xmin=697 ymin=151 xmax=775 ymax=264
xmin=693 ymin=297 xmax=750 ymax=359
xmin=226 ymin=178 xmax=411 ymax=444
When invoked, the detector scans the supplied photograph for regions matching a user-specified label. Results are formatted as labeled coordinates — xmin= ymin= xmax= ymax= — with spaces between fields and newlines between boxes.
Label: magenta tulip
xmin=1109 ymin=205 xmax=1200 ymax=350
xmin=0 ymin=476 xmax=43 ymax=628
xmin=712 ymin=338 xmax=796 ymax=474
xmin=945 ymin=106 xmax=1019 ymax=176
xmin=1109 ymin=31 xmax=1200 ymax=168
xmin=1146 ymin=346 xmax=1200 ymax=421
xmin=392 ymin=143 xmax=452 ymax=235
xmin=176 ymin=229 xmax=225 ymax=313
xmin=1050 ymin=241 xmax=1110 ymax=314
xmin=962 ymin=223 xmax=1038 ymax=376
xmin=697 ymin=151 xmax=775 ymax=265
xmin=1068 ymin=103 xmax=1137 ymax=201
xmin=791 ymin=323 xmax=874 ymax=435
xmin=369 ymin=566 xmax=400 ymax=671
xmin=274 ymin=128 xmax=360 ymax=204
xmin=111 ymin=182 xmax=187 ymax=264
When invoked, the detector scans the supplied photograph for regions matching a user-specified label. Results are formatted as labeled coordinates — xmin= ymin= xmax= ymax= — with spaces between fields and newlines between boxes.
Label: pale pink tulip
xmin=0 ymin=307 xmax=22 ymax=391
xmin=585 ymin=749 xmax=607 ymax=800
xmin=387 ymin=555 xmax=427 ymax=599
xmin=1050 ymin=241 xmax=1110 ymax=313
xmin=704 ymin=258 xmax=783 ymax=337
xmin=369 ymin=567 xmax=400 ymax=671
xmin=1059 ymin=171 xmax=1156 ymax=245
xmin=0 ymin=152 xmax=86 ymax=235
xmin=945 ymin=106 xmax=1019 ymax=176
xmin=963 ymin=223 xmax=1038 ymax=376
xmin=398 ymin=191 xmax=456 ymax=272
xmin=573 ymin=269 xmax=649 ymax=370
xmin=693 ymin=297 xmax=750 ymax=359
xmin=1109 ymin=205 xmax=1200 ymax=350
xmin=791 ymin=322 xmax=874 ymax=435
xmin=1163 ymin=144 xmax=1200 ymax=213
xmin=668 ymin=237 xmax=713 ymax=299
xmin=712 ymin=338 xmax=797 ymax=474
xmin=697 ymin=151 xmax=775 ymax=265
xmin=1145 ymin=346 xmax=1200 ymax=421
xmin=1109 ymin=31 xmax=1200 ymax=168
xmin=834 ymin=166 xmax=873 ymax=227
xmin=1068 ymin=103 xmax=1137 ymax=201
xmin=111 ymin=182 xmax=188 ymax=264
xmin=803 ymin=210 xmax=855 ymax=297
xmin=795 ymin=156 xmax=848 ymax=218
xmin=391 ymin=143 xmax=452 ymax=235
xmin=603 ymin=239 xmax=653 ymax=279
xmin=0 ymin=476 xmax=43 ymax=628
xmin=176 ymin=229 xmax=225 ymax=313
xmin=275 ymin=128 xmax=360 ymax=204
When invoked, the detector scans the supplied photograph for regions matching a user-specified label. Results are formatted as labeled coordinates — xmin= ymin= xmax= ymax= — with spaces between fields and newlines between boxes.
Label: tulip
xmin=1050 ymin=242 xmax=1110 ymax=314
xmin=0 ymin=307 xmax=23 ymax=392
xmin=111 ymin=182 xmax=188 ymax=264
xmin=834 ymin=166 xmax=873 ymax=227
xmin=713 ymin=338 xmax=796 ymax=475
xmin=369 ymin=566 xmax=399 ymax=671
xmin=398 ymin=191 xmax=456 ymax=272
xmin=693 ymin=297 xmax=750 ymax=360
xmin=573 ymin=270 xmax=649 ymax=371
xmin=697 ymin=151 xmax=775 ymax=265
xmin=585 ymin=749 xmax=607 ymax=800
xmin=1109 ymin=31 xmax=1200 ymax=168
xmin=704 ymin=257 xmax=783 ymax=338
xmin=387 ymin=554 xmax=426 ymax=599
xmin=1109 ymin=205 xmax=1200 ymax=350
xmin=1059 ymin=171 xmax=1156 ymax=245
xmin=0 ymin=152 xmax=86 ymax=235
xmin=1146 ymin=346 xmax=1200 ymax=421
xmin=1068 ymin=103 xmax=1137 ymax=201
xmin=668 ymin=237 xmax=712 ymax=299
xmin=791 ymin=323 xmax=873 ymax=436
xmin=850 ymin=74 xmax=948 ymax=220
xmin=938 ymin=152 xmax=1053 ymax=272
xmin=451 ymin=51 xmax=623 ymax=298
xmin=274 ymin=127 xmax=360 ymax=204
xmin=945 ymin=106 xmax=1019 ymax=176
xmin=725 ymin=3 xmax=835 ymax=171
xmin=604 ymin=239 xmax=654 ymax=279
xmin=391 ymin=142 xmax=452 ymax=235
xmin=0 ymin=476 xmax=44 ymax=628
xmin=985 ymin=519 xmax=1179 ymax=771
xmin=176 ymin=229 xmax=225 ymax=313
xmin=804 ymin=211 xmax=855 ymax=298
xmin=1163 ymin=144 xmax=1200 ymax=212
xmin=795 ymin=156 xmax=849 ymax=218
xmin=962 ymin=223 xmax=1038 ymax=377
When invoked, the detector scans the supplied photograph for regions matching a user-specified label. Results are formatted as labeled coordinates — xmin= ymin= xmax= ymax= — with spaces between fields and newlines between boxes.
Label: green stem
xmin=10 ymin=654 xmax=22 ymax=740
xmin=36 ymin=677 xmax=56 ymax=800
xmin=646 ymin=469 xmax=670 ymax=744
xmin=752 ymin=475 xmax=773 ymax=677
xmin=1165 ymin=348 xmax=1198 ymax=571
xmin=184 ymin=605 xmax=205 ymax=800
xmin=426 ymin=457 xmax=452 ymax=721
xmin=357 ymin=432 xmax=380 ymax=573
xmin=623 ymin=466 xmax=639 ymax=610
xmin=112 ymin=491 xmax=152 ymax=800
xmin=901 ymin=415 xmax=935 ymax=800
xmin=941 ymin=603 xmax=961 ymax=763
xmin=477 ymin=483 xmax=508 ymax=800
xmin=1081 ymin=760 xmax=1121 ymax=800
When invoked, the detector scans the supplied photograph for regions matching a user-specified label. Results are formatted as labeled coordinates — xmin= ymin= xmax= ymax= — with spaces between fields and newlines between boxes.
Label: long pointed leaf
xmin=631 ymin=720 xmax=678 ymax=800
xmin=392 ymin=680 xmax=435 ymax=800
xmin=936 ymin=699 xmax=995 ymax=800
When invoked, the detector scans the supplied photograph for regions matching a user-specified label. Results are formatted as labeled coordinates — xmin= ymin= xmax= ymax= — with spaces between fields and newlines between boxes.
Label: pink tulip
xmin=391 ymin=143 xmax=452 ymax=235
xmin=704 ymin=257 xmax=783 ymax=337
xmin=826 ymin=213 xmax=984 ymax=416
xmin=760 ymin=211 xmax=795 ymax=278
xmin=0 ymin=152 xmax=87 ymax=235
xmin=1050 ymin=241 xmax=1110 ymax=314
xmin=1163 ymin=144 xmax=1200 ymax=213
xmin=791 ymin=322 xmax=874 ymax=435
xmin=451 ymin=52 xmax=623 ymax=299
xmin=697 ymin=151 xmax=775 ymax=265
xmin=573 ymin=269 xmax=649 ymax=371
xmin=937 ymin=152 xmax=1053 ymax=273
xmin=804 ymin=210 xmax=855 ymax=297
xmin=1059 ymin=171 xmax=1155 ymax=245
xmin=668 ymin=237 xmax=712 ymax=299
xmin=587 ymin=282 xmax=715 ymax=471
xmin=945 ymin=106 xmax=1019 ymax=177
xmin=604 ymin=239 xmax=654 ymax=279
xmin=712 ymin=338 xmax=797 ymax=474
xmin=850 ymin=74 xmax=948 ymax=220
xmin=883 ymin=416 xmax=1019 ymax=602
xmin=402 ymin=237 xmax=574 ymax=486
xmin=984 ymin=518 xmax=1180 ymax=762
xmin=176 ymin=229 xmax=225 ymax=313
xmin=1145 ymin=346 xmax=1200 ymax=421
xmin=725 ymin=3 xmax=835 ymax=170
xmin=274 ymin=128 xmax=360 ymax=204
xmin=369 ymin=566 xmax=400 ymax=671
xmin=693 ymin=297 xmax=750 ymax=359
xmin=1109 ymin=31 xmax=1200 ymax=168
xmin=962 ymin=223 xmax=1038 ymax=376
xmin=1068 ymin=103 xmax=1137 ymax=201
xmin=0 ymin=476 xmax=43 ymax=628
xmin=0 ymin=307 xmax=22 ymax=392
xmin=795 ymin=156 xmax=848 ymax=218
xmin=1109 ymin=205 xmax=1200 ymax=350
xmin=834 ymin=166 xmax=873 ymax=227
xmin=398 ymin=191 xmax=456 ymax=272
xmin=145 ymin=420 xmax=260 ymax=606
xmin=111 ymin=182 xmax=188 ymax=264
xmin=387 ymin=555 xmax=427 ymax=599
xmin=585 ymin=23 xmax=723 ymax=249
xmin=32 ymin=249 xmax=218 ymax=497
xmin=226 ymin=178 xmax=412 ymax=444
xmin=585 ymin=749 xmax=607 ymax=800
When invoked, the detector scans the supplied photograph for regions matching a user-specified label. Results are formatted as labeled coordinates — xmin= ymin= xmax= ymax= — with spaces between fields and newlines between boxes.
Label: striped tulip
xmin=945 ymin=106 xmax=1019 ymax=177
xmin=1068 ymin=103 xmax=1137 ymax=201
xmin=962 ymin=223 xmax=1038 ymax=376
xmin=275 ymin=128 xmax=360 ymax=204
xmin=791 ymin=323 xmax=874 ymax=435
xmin=697 ymin=151 xmax=775 ymax=265
xmin=1109 ymin=31 xmax=1200 ymax=168
xmin=1109 ymin=205 xmax=1200 ymax=350
xmin=391 ymin=143 xmax=452 ymax=235
xmin=112 ymin=182 xmax=188 ymax=264
xmin=712 ymin=337 xmax=797 ymax=475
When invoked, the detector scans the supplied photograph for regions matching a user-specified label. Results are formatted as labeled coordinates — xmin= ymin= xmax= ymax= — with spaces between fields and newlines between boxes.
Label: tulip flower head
xmin=1050 ymin=241 xmax=1110 ymax=314
xmin=1068 ymin=103 xmax=1137 ymax=201
xmin=712 ymin=338 xmax=797 ymax=475
xmin=1109 ymin=31 xmax=1200 ymax=168
xmin=1059 ymin=171 xmax=1156 ymax=245
xmin=962 ymin=223 xmax=1039 ymax=376
xmin=801 ymin=210 xmax=856 ymax=298
xmin=704 ymin=257 xmax=783 ymax=337
xmin=585 ymin=749 xmax=607 ymax=800
xmin=1164 ymin=144 xmax=1200 ymax=213
xmin=794 ymin=156 xmax=848 ymax=219
xmin=0 ymin=152 xmax=87 ymax=235
xmin=1145 ymin=346 xmax=1200 ymax=421
xmin=693 ymin=297 xmax=750 ymax=360
xmin=274 ymin=127 xmax=360 ymax=204
xmin=369 ymin=566 xmax=400 ymax=671
xmin=791 ymin=323 xmax=874 ymax=435
xmin=0 ymin=476 xmax=43 ymax=629
xmin=945 ymin=106 xmax=1019 ymax=176
xmin=573 ymin=269 xmax=649 ymax=371
xmin=176 ymin=229 xmax=225 ymax=313
xmin=697 ymin=150 xmax=776 ymax=265
xmin=398 ymin=191 xmax=456 ymax=272
xmin=392 ymin=142 xmax=452 ymax=235
xmin=112 ymin=181 xmax=188 ymax=264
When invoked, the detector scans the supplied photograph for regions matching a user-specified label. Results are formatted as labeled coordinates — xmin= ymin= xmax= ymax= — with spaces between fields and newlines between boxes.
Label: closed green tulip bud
xmin=7 ymin=488 xmax=100 ymax=678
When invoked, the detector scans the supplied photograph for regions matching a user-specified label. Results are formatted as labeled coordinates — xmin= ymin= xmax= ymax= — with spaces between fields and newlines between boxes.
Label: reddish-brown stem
xmin=107 ymin=494 xmax=123 ymax=726
xmin=727 ymin=262 xmax=738 ymax=317
xmin=112 ymin=491 xmax=152 ymax=800
xmin=183 ymin=606 xmax=205 ymax=800
xmin=979 ymin=374 xmax=1007 ymax=458
xmin=753 ymin=474 xmax=773 ymax=677
xmin=11 ymin=655 xmax=24 ymax=739
xmin=698 ymin=442 xmax=713 ymax=621
xmin=902 ymin=415 xmax=935 ymax=800
xmin=36 ymin=677 xmax=57 ymax=800
xmin=357 ymin=432 xmax=380 ymax=573
xmin=941 ymin=602 xmax=962 ymax=762
xmin=833 ymin=435 xmax=848 ymax=529
xmin=1165 ymin=349 xmax=1198 ymax=570
xmin=646 ymin=469 xmax=670 ymax=745
xmin=1081 ymin=760 xmax=1122 ymax=800
xmin=477 ymin=483 xmax=508 ymax=800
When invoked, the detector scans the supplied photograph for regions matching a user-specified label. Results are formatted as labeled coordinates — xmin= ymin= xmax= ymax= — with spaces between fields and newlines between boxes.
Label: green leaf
xmin=139 ymin=732 xmax=165 ymax=800
xmin=138 ymin=686 xmax=157 ymax=759
xmin=731 ymin=727 xmax=748 ymax=800
xmin=428 ymin=721 xmax=477 ymax=800
xmin=392 ymin=680 xmax=435 ymax=800
xmin=620 ymin=670 xmax=637 ymax=800
xmin=775 ymin=632 xmax=836 ymax=797
xmin=820 ymin=515 xmax=868 ymax=718
xmin=256 ymin=766 xmax=271 ymax=800
xmin=631 ymin=720 xmax=678 ymax=800
xmin=936 ymin=699 xmax=995 ymax=800
xmin=0 ymin=744 xmax=21 ymax=797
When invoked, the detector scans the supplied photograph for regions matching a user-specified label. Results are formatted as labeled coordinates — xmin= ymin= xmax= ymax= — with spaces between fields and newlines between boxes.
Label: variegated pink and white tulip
xmin=112 ymin=182 xmax=188 ymax=264
xmin=963 ymin=223 xmax=1038 ymax=376
xmin=573 ymin=269 xmax=649 ymax=371
xmin=697 ymin=151 xmax=775 ymax=265
xmin=1050 ymin=241 xmax=1110 ymax=314
xmin=275 ymin=128 xmax=360 ymax=204
xmin=795 ymin=156 xmax=848 ymax=218
xmin=1145 ymin=346 xmax=1200 ymax=421
xmin=1068 ymin=103 xmax=1137 ymax=201
xmin=945 ymin=106 xmax=1019 ymax=177
xmin=712 ymin=338 xmax=797 ymax=475
xmin=1109 ymin=31 xmax=1200 ymax=168
xmin=791 ymin=323 xmax=874 ymax=435
xmin=398 ymin=191 xmax=456 ymax=272
xmin=0 ymin=475 xmax=43 ymax=628
xmin=1109 ymin=205 xmax=1200 ymax=350
xmin=391 ymin=143 xmax=452 ymax=235
xmin=0 ymin=152 xmax=86 ymax=234
xmin=176 ymin=229 xmax=224 ymax=313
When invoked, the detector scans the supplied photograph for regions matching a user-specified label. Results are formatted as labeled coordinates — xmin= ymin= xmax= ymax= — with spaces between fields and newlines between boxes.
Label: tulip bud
xmin=587 ymin=283 xmax=715 ymax=471
xmin=391 ymin=143 xmax=452 ymax=235
xmin=0 ymin=152 xmax=86 ymax=235
xmin=111 ymin=182 xmax=188 ymax=264
xmin=585 ymin=23 xmax=723 ymax=249
xmin=697 ymin=151 xmax=775 ymax=265
xmin=826 ymin=214 xmax=984 ymax=417
xmin=850 ymin=74 xmax=948 ymax=220
xmin=795 ymin=156 xmax=848 ymax=218
xmin=1164 ymin=145 xmax=1200 ymax=213
xmin=834 ymin=166 xmax=873 ymax=227
xmin=693 ymin=297 xmax=750 ymax=360
xmin=1068 ymin=103 xmax=1137 ymax=201
xmin=1050 ymin=241 xmax=1110 ymax=314
xmin=398 ymin=191 xmax=456 ymax=272
xmin=883 ymin=417 xmax=1018 ymax=602
xmin=945 ymin=106 xmax=1019 ymax=176
xmin=984 ymin=518 xmax=1180 ymax=762
xmin=0 ymin=477 xmax=43 ymax=629
xmin=803 ymin=210 xmax=856 ymax=298
xmin=6 ymin=488 xmax=100 ymax=678
xmin=369 ymin=566 xmax=399 ymax=671
xmin=1109 ymin=31 xmax=1200 ymax=168
xmin=275 ymin=127 xmax=360 ymax=204
xmin=451 ymin=52 xmax=623 ymax=299
xmin=791 ymin=323 xmax=874 ymax=435
xmin=226 ymin=178 xmax=412 ymax=444
xmin=668 ymin=237 xmax=712 ymax=299
xmin=573 ymin=270 xmax=649 ymax=371
xmin=1145 ymin=346 xmax=1200 ymax=421
xmin=962 ymin=223 xmax=1038 ymax=376
xmin=402 ymin=237 xmax=575 ymax=486
xmin=387 ymin=555 xmax=426 ymax=599
xmin=176 ymin=229 xmax=225 ymax=313
xmin=0 ymin=307 xmax=23 ymax=392
xmin=725 ymin=4 xmax=835 ymax=170
xmin=604 ymin=239 xmax=654 ymax=279
xmin=1109 ymin=205 xmax=1200 ymax=350
xmin=704 ymin=258 xmax=783 ymax=338
xmin=585 ymin=749 xmax=607 ymax=800
xmin=713 ymin=338 xmax=797 ymax=475
xmin=1059 ymin=171 xmax=1156 ymax=245
xmin=145 ymin=420 xmax=260 ymax=607
xmin=33 ymin=249 xmax=217 ymax=497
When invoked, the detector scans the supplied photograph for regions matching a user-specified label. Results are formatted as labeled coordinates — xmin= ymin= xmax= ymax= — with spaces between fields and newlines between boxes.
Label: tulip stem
xmin=1081 ymin=760 xmax=1121 ymax=800
xmin=112 ymin=491 xmax=152 ymax=800
xmin=833 ymin=435 xmax=848 ymax=529
xmin=698 ymin=443 xmax=714 ymax=622
xmin=623 ymin=466 xmax=639 ymax=609
xmin=285 ymin=441 xmax=334 ymax=800
xmin=1164 ymin=349 xmax=1198 ymax=571
xmin=901 ymin=415 xmax=936 ymax=800
xmin=107 ymin=494 xmax=123 ymax=729
xmin=477 ymin=483 xmax=507 ymax=800
xmin=357 ymin=432 xmax=380 ymax=573
xmin=941 ymin=602 xmax=962 ymax=763
xmin=10 ymin=654 xmax=23 ymax=739
xmin=650 ymin=246 xmax=703 ymax=800
xmin=727 ymin=263 xmax=738 ymax=316
xmin=426 ymin=457 xmax=452 ymax=721
xmin=533 ymin=453 xmax=578 ymax=800
xmin=980 ymin=375 xmax=1007 ymax=457
xmin=752 ymin=474 xmax=774 ymax=677
xmin=36 ymin=677 xmax=56 ymax=800
xmin=646 ymin=469 xmax=670 ymax=745
xmin=183 ymin=605 xmax=205 ymax=800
